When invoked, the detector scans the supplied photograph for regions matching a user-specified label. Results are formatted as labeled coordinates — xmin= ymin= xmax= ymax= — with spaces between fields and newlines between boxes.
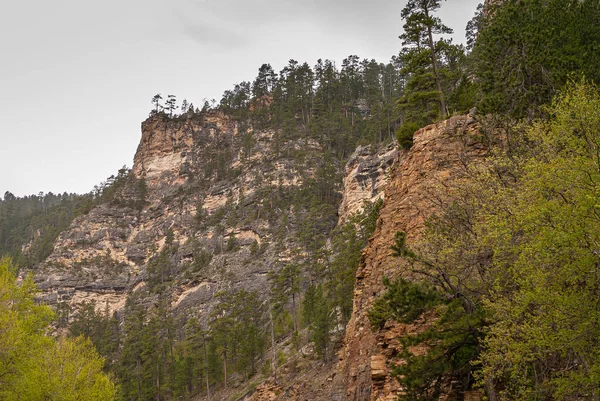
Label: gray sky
xmin=0 ymin=0 xmax=481 ymax=197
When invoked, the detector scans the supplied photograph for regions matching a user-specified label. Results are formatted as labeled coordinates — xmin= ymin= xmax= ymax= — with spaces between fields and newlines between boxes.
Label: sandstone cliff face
xmin=240 ymin=115 xmax=484 ymax=401
xmin=35 ymin=112 xmax=289 ymax=314
xmin=335 ymin=115 xmax=485 ymax=401
xmin=338 ymin=142 xmax=397 ymax=224
xmin=34 ymin=111 xmax=395 ymax=341
xmin=132 ymin=111 xmax=238 ymax=188
xmin=32 ymin=111 xmax=485 ymax=401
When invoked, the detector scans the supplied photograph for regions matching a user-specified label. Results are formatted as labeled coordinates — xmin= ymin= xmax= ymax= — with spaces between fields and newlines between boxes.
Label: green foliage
xmin=398 ymin=0 xmax=459 ymax=122
xmin=390 ymin=231 xmax=416 ymax=259
xmin=223 ymin=54 xmax=425 ymax=151
xmin=118 ymin=293 xmax=175 ymax=401
xmin=0 ymin=166 xmax=138 ymax=268
xmin=477 ymin=81 xmax=600 ymax=399
xmin=472 ymin=0 xmax=600 ymax=118
xmin=298 ymin=200 xmax=382 ymax=360
xmin=393 ymin=300 xmax=485 ymax=401
xmin=368 ymin=275 xmax=483 ymax=400
xmin=204 ymin=205 xmax=228 ymax=227
xmin=249 ymin=240 xmax=259 ymax=255
xmin=69 ymin=301 xmax=120 ymax=370
xmin=326 ymin=200 xmax=383 ymax=325
xmin=0 ymin=192 xmax=89 ymax=266
xmin=368 ymin=277 xmax=440 ymax=329
xmin=396 ymin=122 xmax=420 ymax=149
xmin=32 ymin=336 xmax=116 ymax=401
xmin=0 ymin=257 xmax=115 ymax=400
xmin=146 ymin=246 xmax=174 ymax=293
xmin=192 ymin=246 xmax=212 ymax=273
xmin=209 ymin=289 xmax=266 ymax=383
xmin=225 ymin=232 xmax=237 ymax=252
xmin=304 ymin=284 xmax=330 ymax=359
xmin=269 ymin=263 xmax=301 ymax=333
xmin=380 ymin=81 xmax=600 ymax=400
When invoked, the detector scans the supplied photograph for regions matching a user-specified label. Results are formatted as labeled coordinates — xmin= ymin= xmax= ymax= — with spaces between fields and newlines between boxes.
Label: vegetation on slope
xmin=0 ymin=167 xmax=144 ymax=269
xmin=0 ymin=257 xmax=116 ymax=400
xmin=366 ymin=0 xmax=600 ymax=399
xmin=3 ymin=0 xmax=600 ymax=399
xmin=371 ymin=81 xmax=600 ymax=400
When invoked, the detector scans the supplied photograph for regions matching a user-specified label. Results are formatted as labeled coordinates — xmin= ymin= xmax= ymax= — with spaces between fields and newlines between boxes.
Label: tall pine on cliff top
xmin=399 ymin=0 xmax=453 ymax=120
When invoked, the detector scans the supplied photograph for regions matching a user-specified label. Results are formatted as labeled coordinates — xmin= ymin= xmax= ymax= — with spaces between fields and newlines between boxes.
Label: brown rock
xmin=464 ymin=390 xmax=483 ymax=401
xmin=370 ymin=355 xmax=387 ymax=382
xmin=333 ymin=115 xmax=486 ymax=401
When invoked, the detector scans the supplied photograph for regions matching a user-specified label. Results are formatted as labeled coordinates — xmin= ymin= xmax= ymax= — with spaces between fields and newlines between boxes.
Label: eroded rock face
xmin=35 ymin=108 xmax=479 ymax=401
xmin=338 ymin=142 xmax=397 ymax=224
xmin=244 ymin=116 xmax=485 ymax=401
xmin=35 ymin=112 xmax=288 ymax=316
xmin=132 ymin=111 xmax=238 ymax=188
xmin=334 ymin=116 xmax=485 ymax=401
xmin=33 ymin=111 xmax=398 ymax=341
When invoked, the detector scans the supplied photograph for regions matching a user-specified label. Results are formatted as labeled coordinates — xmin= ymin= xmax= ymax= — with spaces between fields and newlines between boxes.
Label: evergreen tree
xmin=473 ymin=0 xmax=600 ymax=118
xmin=165 ymin=94 xmax=178 ymax=117
xmin=399 ymin=0 xmax=453 ymax=119
xmin=0 ymin=257 xmax=116 ymax=400
xmin=252 ymin=63 xmax=277 ymax=98
xmin=151 ymin=93 xmax=163 ymax=114
xmin=268 ymin=263 xmax=301 ymax=333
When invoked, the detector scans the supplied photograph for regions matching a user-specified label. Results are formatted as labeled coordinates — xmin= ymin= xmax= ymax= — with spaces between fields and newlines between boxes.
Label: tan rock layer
xmin=338 ymin=142 xmax=398 ymax=224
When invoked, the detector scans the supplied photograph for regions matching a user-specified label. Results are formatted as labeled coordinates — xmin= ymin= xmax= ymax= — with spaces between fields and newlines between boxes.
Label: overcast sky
xmin=0 ymin=0 xmax=481 ymax=197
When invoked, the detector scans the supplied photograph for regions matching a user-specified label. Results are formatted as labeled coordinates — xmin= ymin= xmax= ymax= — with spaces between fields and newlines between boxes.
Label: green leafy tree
xmin=479 ymin=81 xmax=600 ymax=400
xmin=378 ymin=81 xmax=600 ymax=400
xmin=32 ymin=336 xmax=116 ymax=401
xmin=0 ymin=257 xmax=116 ymax=401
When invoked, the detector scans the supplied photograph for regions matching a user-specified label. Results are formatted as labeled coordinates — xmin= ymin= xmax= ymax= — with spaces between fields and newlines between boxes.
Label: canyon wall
xmin=335 ymin=115 xmax=485 ymax=401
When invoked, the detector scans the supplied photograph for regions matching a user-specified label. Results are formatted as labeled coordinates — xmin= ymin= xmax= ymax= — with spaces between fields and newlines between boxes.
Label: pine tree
xmin=165 ymin=94 xmax=178 ymax=117
xmin=268 ymin=263 xmax=301 ymax=333
xmin=152 ymin=93 xmax=163 ymax=114
xmin=473 ymin=0 xmax=600 ymax=118
xmin=399 ymin=0 xmax=453 ymax=119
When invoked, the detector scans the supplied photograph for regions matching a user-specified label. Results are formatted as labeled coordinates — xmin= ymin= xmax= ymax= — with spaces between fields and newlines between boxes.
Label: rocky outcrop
xmin=33 ymin=110 xmax=398 ymax=342
xmin=334 ymin=115 xmax=485 ymax=401
xmin=32 ymin=109 xmax=486 ymax=401
xmin=242 ymin=116 xmax=485 ymax=401
xmin=132 ymin=111 xmax=238 ymax=188
xmin=338 ymin=142 xmax=397 ymax=224
xmin=35 ymin=111 xmax=279 ymax=315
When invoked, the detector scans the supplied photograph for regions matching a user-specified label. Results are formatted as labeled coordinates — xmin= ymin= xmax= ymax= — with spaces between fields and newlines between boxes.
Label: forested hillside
xmin=0 ymin=167 xmax=131 ymax=267
xmin=2 ymin=0 xmax=600 ymax=400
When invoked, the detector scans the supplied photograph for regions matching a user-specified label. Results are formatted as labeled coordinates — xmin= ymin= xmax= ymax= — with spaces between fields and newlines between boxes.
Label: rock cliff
xmin=338 ymin=142 xmax=397 ymax=224
xmin=33 ymin=110 xmax=395 ymax=343
xmin=31 ymin=109 xmax=485 ymax=401
xmin=335 ymin=115 xmax=485 ymax=401
xmin=241 ymin=115 xmax=485 ymax=401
